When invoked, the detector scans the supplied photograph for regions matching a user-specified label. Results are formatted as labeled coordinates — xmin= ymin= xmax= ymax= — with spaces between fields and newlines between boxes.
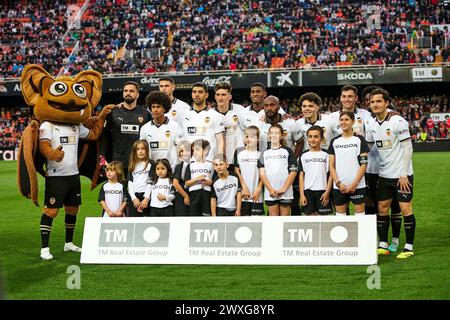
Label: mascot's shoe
xmin=64 ymin=242 xmax=82 ymax=253
xmin=40 ymin=247 xmax=53 ymax=260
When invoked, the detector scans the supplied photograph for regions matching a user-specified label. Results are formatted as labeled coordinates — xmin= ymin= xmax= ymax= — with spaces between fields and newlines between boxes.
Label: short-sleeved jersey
xmin=103 ymin=106 xmax=151 ymax=168
xmin=298 ymin=150 xmax=329 ymax=191
xmin=329 ymin=108 xmax=373 ymax=138
xmin=366 ymin=142 xmax=380 ymax=174
xmin=150 ymin=178 xmax=176 ymax=208
xmin=233 ymin=147 xmax=262 ymax=203
xmin=214 ymin=104 xmax=245 ymax=164
xmin=98 ymin=181 xmax=128 ymax=217
xmin=127 ymin=161 xmax=153 ymax=198
xmin=296 ymin=114 xmax=335 ymax=151
xmin=181 ymin=106 xmax=225 ymax=160
xmin=257 ymin=146 xmax=298 ymax=201
xmin=39 ymin=121 xmax=89 ymax=177
xmin=328 ymin=134 xmax=370 ymax=189
xmin=166 ymin=98 xmax=190 ymax=128
xmin=257 ymin=117 xmax=303 ymax=153
xmin=366 ymin=113 xmax=413 ymax=179
xmin=139 ymin=117 xmax=183 ymax=170
xmin=239 ymin=106 xmax=286 ymax=130
xmin=185 ymin=160 xmax=214 ymax=192
xmin=211 ymin=173 xmax=241 ymax=211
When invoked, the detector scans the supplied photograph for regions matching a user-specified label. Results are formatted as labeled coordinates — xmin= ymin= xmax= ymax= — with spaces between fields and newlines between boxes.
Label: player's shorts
xmin=265 ymin=199 xmax=292 ymax=207
xmin=332 ymin=188 xmax=366 ymax=206
xmin=150 ymin=206 xmax=174 ymax=217
xmin=240 ymin=201 xmax=264 ymax=216
xmin=173 ymin=192 xmax=189 ymax=216
xmin=378 ymin=175 xmax=414 ymax=203
xmin=216 ymin=207 xmax=236 ymax=216
xmin=365 ymin=173 xmax=379 ymax=199
xmin=302 ymin=190 xmax=333 ymax=215
xmin=44 ymin=174 xmax=81 ymax=208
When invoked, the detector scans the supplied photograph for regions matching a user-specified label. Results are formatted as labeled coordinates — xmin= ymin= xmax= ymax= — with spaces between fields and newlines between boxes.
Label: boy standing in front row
xmin=298 ymin=126 xmax=333 ymax=215
xmin=211 ymin=154 xmax=242 ymax=216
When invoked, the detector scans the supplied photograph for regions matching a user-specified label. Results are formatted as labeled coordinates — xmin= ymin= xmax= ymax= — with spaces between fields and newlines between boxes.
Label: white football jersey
xmin=98 ymin=181 xmax=127 ymax=217
xmin=185 ymin=160 xmax=214 ymax=192
xmin=258 ymin=146 xmax=298 ymax=201
xmin=150 ymin=178 xmax=175 ymax=208
xmin=239 ymin=106 xmax=286 ymax=130
xmin=39 ymin=122 xmax=89 ymax=177
xmin=211 ymin=173 xmax=241 ymax=211
xmin=140 ymin=117 xmax=183 ymax=170
xmin=328 ymin=134 xmax=370 ymax=189
xmin=213 ymin=104 xmax=245 ymax=164
xmin=298 ymin=150 xmax=329 ymax=191
xmin=366 ymin=114 xmax=413 ymax=179
xmin=257 ymin=118 xmax=303 ymax=153
xmin=181 ymin=107 xmax=225 ymax=160
xmin=166 ymin=98 xmax=190 ymax=128
xmin=233 ymin=148 xmax=262 ymax=203
xmin=296 ymin=114 xmax=335 ymax=150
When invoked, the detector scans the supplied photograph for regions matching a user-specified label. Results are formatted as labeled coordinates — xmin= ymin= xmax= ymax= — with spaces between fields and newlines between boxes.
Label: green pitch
xmin=1 ymin=152 xmax=449 ymax=300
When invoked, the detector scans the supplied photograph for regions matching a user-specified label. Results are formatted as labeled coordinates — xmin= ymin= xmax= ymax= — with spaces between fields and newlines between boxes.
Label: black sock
xmin=366 ymin=206 xmax=376 ymax=215
xmin=377 ymin=215 xmax=389 ymax=244
xmin=40 ymin=214 xmax=53 ymax=248
xmin=346 ymin=207 xmax=350 ymax=215
xmin=65 ymin=214 xmax=77 ymax=243
xmin=390 ymin=212 xmax=402 ymax=239
xmin=403 ymin=214 xmax=416 ymax=247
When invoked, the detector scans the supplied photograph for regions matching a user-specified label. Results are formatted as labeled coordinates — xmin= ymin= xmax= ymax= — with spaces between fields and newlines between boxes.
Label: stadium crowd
xmin=1 ymin=92 xmax=449 ymax=148
xmin=1 ymin=0 xmax=450 ymax=78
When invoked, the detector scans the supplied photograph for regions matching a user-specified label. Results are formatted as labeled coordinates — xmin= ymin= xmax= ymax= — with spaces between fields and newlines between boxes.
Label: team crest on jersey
xmin=171 ymin=110 xmax=177 ymax=117
xmin=357 ymin=117 xmax=363 ymax=124
xmin=204 ymin=117 xmax=210 ymax=124
xmin=386 ymin=129 xmax=391 ymax=136
xmin=138 ymin=116 xmax=144 ymax=123
xmin=165 ymin=131 xmax=171 ymax=138
xmin=283 ymin=130 xmax=288 ymax=137
xmin=49 ymin=197 xmax=56 ymax=205
xmin=71 ymin=126 xmax=77 ymax=132
xmin=232 ymin=115 xmax=239 ymax=122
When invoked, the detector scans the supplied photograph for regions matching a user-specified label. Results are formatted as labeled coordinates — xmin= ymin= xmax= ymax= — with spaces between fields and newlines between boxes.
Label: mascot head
xmin=21 ymin=65 xmax=102 ymax=123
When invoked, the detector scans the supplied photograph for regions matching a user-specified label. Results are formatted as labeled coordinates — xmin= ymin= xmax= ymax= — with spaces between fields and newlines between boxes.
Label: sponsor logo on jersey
xmin=305 ymin=158 xmax=327 ymax=164
xmin=60 ymin=136 xmax=76 ymax=144
xmin=154 ymin=184 xmax=171 ymax=190
xmin=121 ymin=124 xmax=139 ymax=134
xmin=105 ymin=190 xmax=123 ymax=194
xmin=335 ymin=143 xmax=358 ymax=149
xmin=266 ymin=154 xmax=287 ymax=160
xmin=192 ymin=168 xmax=212 ymax=174
xmin=133 ymin=169 xmax=150 ymax=175
xmin=216 ymin=183 xmax=238 ymax=193
xmin=397 ymin=128 xmax=409 ymax=136
xmin=240 ymin=158 xmax=258 ymax=163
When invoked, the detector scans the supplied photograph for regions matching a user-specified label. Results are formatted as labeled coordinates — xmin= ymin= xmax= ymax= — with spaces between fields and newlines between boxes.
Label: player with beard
xmin=240 ymin=83 xmax=285 ymax=130
xmin=99 ymin=81 xmax=151 ymax=174
xmin=159 ymin=76 xmax=190 ymax=128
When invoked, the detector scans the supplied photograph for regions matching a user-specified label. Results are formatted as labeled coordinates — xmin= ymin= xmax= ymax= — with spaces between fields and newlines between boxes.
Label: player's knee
xmin=43 ymin=207 xmax=59 ymax=218
xmin=64 ymin=206 xmax=79 ymax=215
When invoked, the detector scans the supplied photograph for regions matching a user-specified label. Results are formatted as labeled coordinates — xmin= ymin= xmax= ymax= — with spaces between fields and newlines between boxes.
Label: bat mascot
xmin=17 ymin=65 xmax=113 ymax=260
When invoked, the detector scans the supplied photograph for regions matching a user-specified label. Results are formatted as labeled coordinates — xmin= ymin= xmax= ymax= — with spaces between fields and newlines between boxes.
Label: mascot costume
xmin=18 ymin=65 xmax=112 ymax=260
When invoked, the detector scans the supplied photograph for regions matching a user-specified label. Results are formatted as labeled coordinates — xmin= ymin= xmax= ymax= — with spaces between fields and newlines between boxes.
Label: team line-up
xmin=37 ymin=79 xmax=415 ymax=261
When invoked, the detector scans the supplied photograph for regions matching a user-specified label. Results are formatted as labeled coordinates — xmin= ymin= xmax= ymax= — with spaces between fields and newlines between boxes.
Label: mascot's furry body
xmin=18 ymin=65 xmax=112 ymax=260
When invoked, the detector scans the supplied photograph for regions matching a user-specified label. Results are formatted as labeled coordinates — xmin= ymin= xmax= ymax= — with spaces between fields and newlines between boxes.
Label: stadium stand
xmin=0 ymin=0 xmax=450 ymax=78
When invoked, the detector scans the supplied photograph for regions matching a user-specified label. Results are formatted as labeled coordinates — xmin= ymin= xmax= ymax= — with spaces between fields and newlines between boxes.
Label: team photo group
xmin=35 ymin=75 xmax=416 ymax=261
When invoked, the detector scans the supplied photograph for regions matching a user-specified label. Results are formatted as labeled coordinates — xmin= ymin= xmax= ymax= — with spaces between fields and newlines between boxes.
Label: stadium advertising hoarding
xmin=411 ymin=67 xmax=443 ymax=82
xmin=0 ymin=147 xmax=18 ymax=161
xmin=80 ymin=216 xmax=377 ymax=265
xmin=268 ymin=71 xmax=301 ymax=87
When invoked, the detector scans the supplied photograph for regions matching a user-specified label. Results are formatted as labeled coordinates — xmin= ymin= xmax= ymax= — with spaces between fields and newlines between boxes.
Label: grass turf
xmin=0 ymin=152 xmax=449 ymax=300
